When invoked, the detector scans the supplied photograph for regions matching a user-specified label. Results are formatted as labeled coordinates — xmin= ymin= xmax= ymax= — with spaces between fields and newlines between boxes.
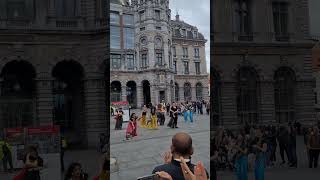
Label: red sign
xmin=5 ymin=128 xmax=24 ymax=135
xmin=111 ymin=101 xmax=129 ymax=105
xmin=27 ymin=125 xmax=59 ymax=135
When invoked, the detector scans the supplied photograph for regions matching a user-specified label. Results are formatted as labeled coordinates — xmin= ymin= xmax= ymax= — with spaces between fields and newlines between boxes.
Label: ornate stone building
xmin=0 ymin=0 xmax=107 ymax=147
xmin=212 ymin=0 xmax=315 ymax=128
xmin=110 ymin=0 xmax=209 ymax=108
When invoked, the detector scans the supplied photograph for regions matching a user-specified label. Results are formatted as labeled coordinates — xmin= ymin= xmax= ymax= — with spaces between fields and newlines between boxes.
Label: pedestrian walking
xmin=0 ymin=138 xmax=13 ymax=173
xmin=307 ymin=126 xmax=320 ymax=168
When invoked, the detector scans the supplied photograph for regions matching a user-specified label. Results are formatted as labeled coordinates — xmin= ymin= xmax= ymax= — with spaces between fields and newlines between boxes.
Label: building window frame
xmin=111 ymin=54 xmax=121 ymax=69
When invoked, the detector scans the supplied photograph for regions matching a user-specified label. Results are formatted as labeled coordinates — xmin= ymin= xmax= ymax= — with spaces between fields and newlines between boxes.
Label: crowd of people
xmin=211 ymin=122 xmax=320 ymax=180
xmin=112 ymin=100 xmax=210 ymax=140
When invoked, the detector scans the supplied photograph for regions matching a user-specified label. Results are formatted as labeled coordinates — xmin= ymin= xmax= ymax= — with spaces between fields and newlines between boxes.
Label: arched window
xmin=184 ymin=82 xmax=192 ymax=101
xmin=175 ymin=83 xmax=179 ymax=101
xmin=237 ymin=67 xmax=259 ymax=125
xmin=274 ymin=67 xmax=296 ymax=124
xmin=196 ymin=82 xmax=203 ymax=100
xmin=213 ymin=70 xmax=221 ymax=126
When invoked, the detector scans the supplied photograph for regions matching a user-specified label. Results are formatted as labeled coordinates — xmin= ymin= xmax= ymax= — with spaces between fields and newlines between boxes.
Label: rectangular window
xmin=127 ymin=54 xmax=134 ymax=70
xmin=123 ymin=14 xmax=134 ymax=26
xmin=155 ymin=10 xmax=160 ymax=20
xmin=111 ymin=54 xmax=121 ymax=69
xmin=7 ymin=0 xmax=26 ymax=18
xmin=156 ymin=53 xmax=163 ymax=65
xmin=56 ymin=0 xmax=76 ymax=17
xmin=110 ymin=26 xmax=121 ymax=49
xmin=273 ymin=2 xmax=289 ymax=41
xmin=194 ymin=48 xmax=200 ymax=58
xmin=140 ymin=27 xmax=145 ymax=31
xmin=195 ymin=62 xmax=201 ymax=75
xmin=156 ymin=26 xmax=161 ymax=30
xmin=110 ymin=12 xmax=120 ymax=25
xmin=183 ymin=47 xmax=188 ymax=58
xmin=141 ymin=54 xmax=148 ymax=68
xmin=139 ymin=11 xmax=145 ymax=21
xmin=235 ymin=0 xmax=252 ymax=40
xmin=124 ymin=28 xmax=134 ymax=49
xmin=184 ymin=61 xmax=189 ymax=74
xmin=173 ymin=46 xmax=176 ymax=57
xmin=173 ymin=61 xmax=177 ymax=73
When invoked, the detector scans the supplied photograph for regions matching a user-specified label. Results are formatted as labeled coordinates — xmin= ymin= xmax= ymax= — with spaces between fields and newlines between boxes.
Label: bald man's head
xmin=171 ymin=132 xmax=193 ymax=156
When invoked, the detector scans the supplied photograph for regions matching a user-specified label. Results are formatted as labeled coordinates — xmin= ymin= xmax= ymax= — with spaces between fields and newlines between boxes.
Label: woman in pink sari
xmin=126 ymin=113 xmax=140 ymax=140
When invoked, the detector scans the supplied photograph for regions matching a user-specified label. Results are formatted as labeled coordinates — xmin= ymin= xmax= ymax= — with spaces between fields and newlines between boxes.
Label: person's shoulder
xmin=152 ymin=163 xmax=172 ymax=173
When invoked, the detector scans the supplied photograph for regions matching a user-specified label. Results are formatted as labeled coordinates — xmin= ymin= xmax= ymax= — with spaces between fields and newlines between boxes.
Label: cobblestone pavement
xmin=217 ymin=136 xmax=320 ymax=180
xmin=110 ymin=109 xmax=210 ymax=180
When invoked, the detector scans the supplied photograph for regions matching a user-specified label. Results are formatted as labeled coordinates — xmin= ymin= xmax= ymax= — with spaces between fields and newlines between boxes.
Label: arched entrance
xmin=237 ymin=66 xmax=260 ymax=125
xmin=110 ymin=81 xmax=121 ymax=102
xmin=184 ymin=82 xmax=192 ymax=101
xmin=126 ymin=81 xmax=137 ymax=108
xmin=142 ymin=80 xmax=151 ymax=107
xmin=52 ymin=60 xmax=84 ymax=144
xmin=0 ymin=60 xmax=36 ymax=128
xmin=196 ymin=82 xmax=203 ymax=101
xmin=274 ymin=67 xmax=296 ymax=124
xmin=175 ymin=83 xmax=179 ymax=102
xmin=170 ymin=80 xmax=174 ymax=102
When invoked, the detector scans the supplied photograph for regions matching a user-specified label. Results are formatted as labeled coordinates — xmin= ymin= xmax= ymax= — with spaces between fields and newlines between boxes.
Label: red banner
xmin=5 ymin=128 xmax=24 ymax=135
xmin=111 ymin=101 xmax=129 ymax=105
xmin=27 ymin=125 xmax=59 ymax=135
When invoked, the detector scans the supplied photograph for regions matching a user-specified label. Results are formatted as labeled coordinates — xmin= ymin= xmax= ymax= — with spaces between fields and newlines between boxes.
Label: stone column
xmin=36 ymin=75 xmax=53 ymax=126
xmin=83 ymin=78 xmax=107 ymax=147
xmin=150 ymin=85 xmax=157 ymax=105
xmin=137 ymin=85 xmax=143 ymax=108
xmin=192 ymin=86 xmax=196 ymax=101
xmin=122 ymin=86 xmax=127 ymax=102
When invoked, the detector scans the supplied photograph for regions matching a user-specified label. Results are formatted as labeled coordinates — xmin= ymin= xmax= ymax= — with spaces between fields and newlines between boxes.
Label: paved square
xmin=110 ymin=109 xmax=210 ymax=180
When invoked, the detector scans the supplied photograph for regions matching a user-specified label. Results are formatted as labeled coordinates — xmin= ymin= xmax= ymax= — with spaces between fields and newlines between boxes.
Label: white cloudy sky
xmin=169 ymin=0 xmax=210 ymax=73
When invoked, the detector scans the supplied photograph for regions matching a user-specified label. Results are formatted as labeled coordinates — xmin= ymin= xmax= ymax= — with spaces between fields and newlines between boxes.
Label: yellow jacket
xmin=0 ymin=141 xmax=13 ymax=160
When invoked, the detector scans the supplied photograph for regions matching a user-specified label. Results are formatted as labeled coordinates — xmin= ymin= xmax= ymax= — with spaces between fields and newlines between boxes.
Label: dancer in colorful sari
xmin=126 ymin=113 xmax=139 ymax=140
xmin=253 ymin=128 xmax=267 ymax=180
xmin=147 ymin=105 xmax=158 ymax=129
xmin=234 ymin=134 xmax=248 ymax=180
xmin=140 ymin=105 xmax=147 ymax=128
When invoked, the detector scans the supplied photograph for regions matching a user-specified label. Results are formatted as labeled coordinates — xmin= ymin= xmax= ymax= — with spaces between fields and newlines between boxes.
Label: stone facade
xmin=212 ymin=0 xmax=315 ymax=128
xmin=110 ymin=0 xmax=209 ymax=108
xmin=0 ymin=0 xmax=107 ymax=147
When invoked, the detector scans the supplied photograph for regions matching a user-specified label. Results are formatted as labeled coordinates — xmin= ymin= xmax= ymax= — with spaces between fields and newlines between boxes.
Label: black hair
xmin=64 ymin=162 xmax=82 ymax=180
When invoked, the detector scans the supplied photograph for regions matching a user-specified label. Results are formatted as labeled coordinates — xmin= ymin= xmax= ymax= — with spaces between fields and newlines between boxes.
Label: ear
xmin=189 ymin=147 xmax=194 ymax=156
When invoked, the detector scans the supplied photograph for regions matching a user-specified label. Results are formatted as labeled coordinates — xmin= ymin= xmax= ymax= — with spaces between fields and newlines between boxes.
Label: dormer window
xmin=193 ymin=31 xmax=198 ymax=38
xmin=181 ymin=29 xmax=186 ymax=37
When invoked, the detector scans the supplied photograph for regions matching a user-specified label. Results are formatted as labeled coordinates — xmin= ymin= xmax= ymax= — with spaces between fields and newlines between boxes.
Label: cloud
xmin=169 ymin=0 xmax=210 ymax=73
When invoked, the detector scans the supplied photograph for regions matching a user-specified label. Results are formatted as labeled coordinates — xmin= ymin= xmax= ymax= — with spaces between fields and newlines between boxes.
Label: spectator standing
xmin=0 ymin=138 xmax=13 ymax=172
xmin=307 ymin=126 xmax=320 ymax=168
